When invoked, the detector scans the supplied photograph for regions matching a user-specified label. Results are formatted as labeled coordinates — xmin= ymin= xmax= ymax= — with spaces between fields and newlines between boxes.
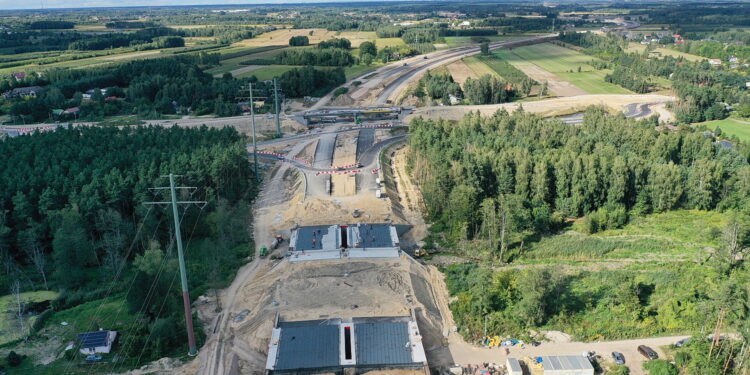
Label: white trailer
xmin=506 ymin=358 xmax=524 ymax=375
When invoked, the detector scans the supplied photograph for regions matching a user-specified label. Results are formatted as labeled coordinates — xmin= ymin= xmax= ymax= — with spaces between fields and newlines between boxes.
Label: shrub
xmin=332 ymin=87 xmax=349 ymax=97
xmin=6 ymin=351 xmax=23 ymax=367
xmin=643 ymin=360 xmax=678 ymax=375
xmin=289 ymin=35 xmax=310 ymax=46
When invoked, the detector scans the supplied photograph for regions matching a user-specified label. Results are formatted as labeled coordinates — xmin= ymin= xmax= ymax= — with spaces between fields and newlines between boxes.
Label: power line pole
xmin=144 ymin=174 xmax=206 ymax=357
xmin=237 ymin=83 xmax=263 ymax=181
xmin=273 ymin=78 xmax=282 ymax=138
xmin=249 ymin=83 xmax=259 ymax=180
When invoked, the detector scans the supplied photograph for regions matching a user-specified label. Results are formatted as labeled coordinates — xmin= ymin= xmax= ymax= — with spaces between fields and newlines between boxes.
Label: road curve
xmin=374 ymin=35 xmax=557 ymax=105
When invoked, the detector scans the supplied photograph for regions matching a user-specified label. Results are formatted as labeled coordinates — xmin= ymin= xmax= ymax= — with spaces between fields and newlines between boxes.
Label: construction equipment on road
xmin=271 ymin=234 xmax=284 ymax=249
xmin=260 ymin=246 xmax=268 ymax=258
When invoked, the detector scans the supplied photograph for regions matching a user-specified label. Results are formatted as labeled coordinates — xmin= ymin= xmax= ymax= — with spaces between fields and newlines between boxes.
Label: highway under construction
xmin=160 ymin=32 xmax=684 ymax=375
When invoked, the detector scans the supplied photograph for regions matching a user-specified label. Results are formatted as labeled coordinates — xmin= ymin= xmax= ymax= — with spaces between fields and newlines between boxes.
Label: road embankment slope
xmin=406 ymin=94 xmax=676 ymax=122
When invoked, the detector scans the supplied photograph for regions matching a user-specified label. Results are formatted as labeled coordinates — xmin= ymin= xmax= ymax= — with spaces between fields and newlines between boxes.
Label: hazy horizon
xmin=1 ymin=0 xmax=405 ymax=11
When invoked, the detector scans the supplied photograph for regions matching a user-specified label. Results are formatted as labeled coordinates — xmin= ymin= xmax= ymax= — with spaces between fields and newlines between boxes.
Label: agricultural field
xmin=625 ymin=42 xmax=705 ymax=62
xmin=494 ymin=43 xmax=631 ymax=95
xmin=205 ymin=45 xmax=287 ymax=76
xmin=443 ymin=35 xmax=522 ymax=48
xmin=233 ymin=28 xmax=339 ymax=47
xmin=0 ymin=46 xmax=192 ymax=76
xmin=236 ymin=65 xmax=297 ymax=80
xmin=699 ymin=118 xmax=750 ymax=142
xmin=462 ymin=56 xmax=500 ymax=78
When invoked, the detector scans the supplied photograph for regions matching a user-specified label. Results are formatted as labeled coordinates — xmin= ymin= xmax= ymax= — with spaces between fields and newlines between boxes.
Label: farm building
xmin=265 ymin=314 xmax=428 ymax=374
xmin=288 ymin=223 xmax=400 ymax=261
xmin=514 ymin=355 xmax=595 ymax=375
xmin=77 ymin=330 xmax=118 ymax=355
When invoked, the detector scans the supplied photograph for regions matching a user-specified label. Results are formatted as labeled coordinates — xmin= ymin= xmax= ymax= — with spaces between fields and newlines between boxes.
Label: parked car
xmin=612 ymin=351 xmax=626 ymax=365
xmin=638 ymin=345 xmax=658 ymax=360
xmin=675 ymin=338 xmax=690 ymax=348
xmin=85 ymin=355 xmax=102 ymax=363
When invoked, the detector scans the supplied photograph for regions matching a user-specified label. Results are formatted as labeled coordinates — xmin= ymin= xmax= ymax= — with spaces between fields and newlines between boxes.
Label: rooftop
xmin=268 ymin=315 xmax=426 ymax=373
xmin=356 ymin=321 xmax=412 ymax=366
xmin=274 ymin=322 xmax=340 ymax=371
xmin=292 ymin=223 xmax=398 ymax=252
xmin=78 ymin=331 xmax=110 ymax=348
xmin=540 ymin=355 xmax=594 ymax=371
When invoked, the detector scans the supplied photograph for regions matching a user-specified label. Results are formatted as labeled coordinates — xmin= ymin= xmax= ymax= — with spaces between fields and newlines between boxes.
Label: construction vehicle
xmin=414 ymin=247 xmax=426 ymax=258
xmin=270 ymin=234 xmax=284 ymax=249
xmin=259 ymin=246 xmax=268 ymax=258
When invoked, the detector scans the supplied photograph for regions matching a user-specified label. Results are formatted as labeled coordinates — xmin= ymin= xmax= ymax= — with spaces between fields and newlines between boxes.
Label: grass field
xmin=522 ymin=210 xmax=726 ymax=262
xmin=443 ymin=35 xmax=522 ymax=48
xmin=462 ymin=56 xmax=501 ymax=78
xmin=0 ymin=291 xmax=58 ymax=346
xmin=625 ymin=42 xmax=705 ymax=62
xmin=233 ymin=28 xmax=340 ymax=47
xmin=698 ymin=118 xmax=750 ymax=142
xmin=237 ymin=65 xmax=297 ymax=80
xmin=494 ymin=43 xmax=631 ymax=94
xmin=205 ymin=46 xmax=288 ymax=76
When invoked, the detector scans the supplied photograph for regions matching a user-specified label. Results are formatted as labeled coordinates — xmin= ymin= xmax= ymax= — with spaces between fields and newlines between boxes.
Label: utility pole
xmin=273 ymin=78 xmax=282 ymax=138
xmin=237 ymin=83 xmax=263 ymax=181
xmin=249 ymin=83 xmax=259 ymax=180
xmin=145 ymin=174 xmax=207 ymax=356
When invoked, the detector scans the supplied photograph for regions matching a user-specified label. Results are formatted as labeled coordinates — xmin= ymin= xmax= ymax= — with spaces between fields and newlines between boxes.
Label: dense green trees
xmin=27 ymin=20 xmax=75 ymax=29
xmin=67 ymin=27 xmax=183 ymax=51
xmin=605 ymin=66 xmax=652 ymax=93
xmin=288 ymin=35 xmax=310 ymax=46
xmin=463 ymin=74 xmax=513 ymax=104
xmin=417 ymin=71 xmax=462 ymax=104
xmin=278 ymin=66 xmax=346 ymax=97
xmin=409 ymin=107 xmax=750 ymax=250
xmin=359 ymin=41 xmax=377 ymax=58
xmin=275 ymin=48 xmax=354 ymax=66
xmin=0 ymin=125 xmax=255 ymax=362
xmin=318 ymin=38 xmax=351 ymax=49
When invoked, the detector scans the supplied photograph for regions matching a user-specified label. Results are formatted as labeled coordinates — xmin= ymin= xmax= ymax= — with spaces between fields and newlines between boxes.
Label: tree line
xmin=0 ymin=125 xmax=256 ymax=363
xmin=408 ymin=107 xmax=750 ymax=254
xmin=274 ymin=47 xmax=354 ymax=66
xmin=559 ymin=31 xmax=748 ymax=123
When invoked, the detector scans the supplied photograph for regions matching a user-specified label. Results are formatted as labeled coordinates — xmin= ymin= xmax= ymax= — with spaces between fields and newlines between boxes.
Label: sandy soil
xmin=515 ymin=64 xmax=588 ymax=96
xmin=144 ymin=114 xmax=305 ymax=139
xmin=391 ymin=145 xmax=428 ymax=248
xmin=446 ymin=60 xmax=479 ymax=87
xmin=233 ymin=28 xmax=337 ymax=47
xmin=331 ymin=174 xmax=357 ymax=196
xmin=210 ymin=257 xmax=447 ymax=374
xmin=297 ymin=139 xmax=319 ymax=163
xmin=407 ymin=94 xmax=676 ymax=122
xmin=650 ymin=102 xmax=675 ymax=123
xmin=332 ymin=130 xmax=359 ymax=167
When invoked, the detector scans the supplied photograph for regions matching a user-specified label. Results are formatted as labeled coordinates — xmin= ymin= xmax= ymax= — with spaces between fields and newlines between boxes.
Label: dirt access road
xmin=408 ymin=94 xmax=676 ymax=122
xmin=447 ymin=333 xmax=687 ymax=375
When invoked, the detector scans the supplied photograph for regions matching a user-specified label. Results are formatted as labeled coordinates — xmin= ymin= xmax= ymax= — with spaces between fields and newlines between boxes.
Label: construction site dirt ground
xmin=407 ymin=94 xmax=676 ymax=122
xmin=204 ymin=257 xmax=452 ymax=374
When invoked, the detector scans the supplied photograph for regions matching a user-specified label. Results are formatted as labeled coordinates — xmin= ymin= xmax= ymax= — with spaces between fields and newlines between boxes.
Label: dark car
xmin=675 ymin=338 xmax=690 ymax=348
xmin=612 ymin=351 xmax=625 ymax=365
xmin=638 ymin=345 xmax=658 ymax=360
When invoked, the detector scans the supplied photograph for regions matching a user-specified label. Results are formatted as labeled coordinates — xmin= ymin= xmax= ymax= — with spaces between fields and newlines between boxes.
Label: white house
xmin=78 ymin=330 xmax=118 ymax=355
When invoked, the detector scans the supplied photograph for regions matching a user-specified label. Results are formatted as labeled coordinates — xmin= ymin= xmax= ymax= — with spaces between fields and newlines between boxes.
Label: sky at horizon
xmin=0 ymin=0 xmax=381 ymax=10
